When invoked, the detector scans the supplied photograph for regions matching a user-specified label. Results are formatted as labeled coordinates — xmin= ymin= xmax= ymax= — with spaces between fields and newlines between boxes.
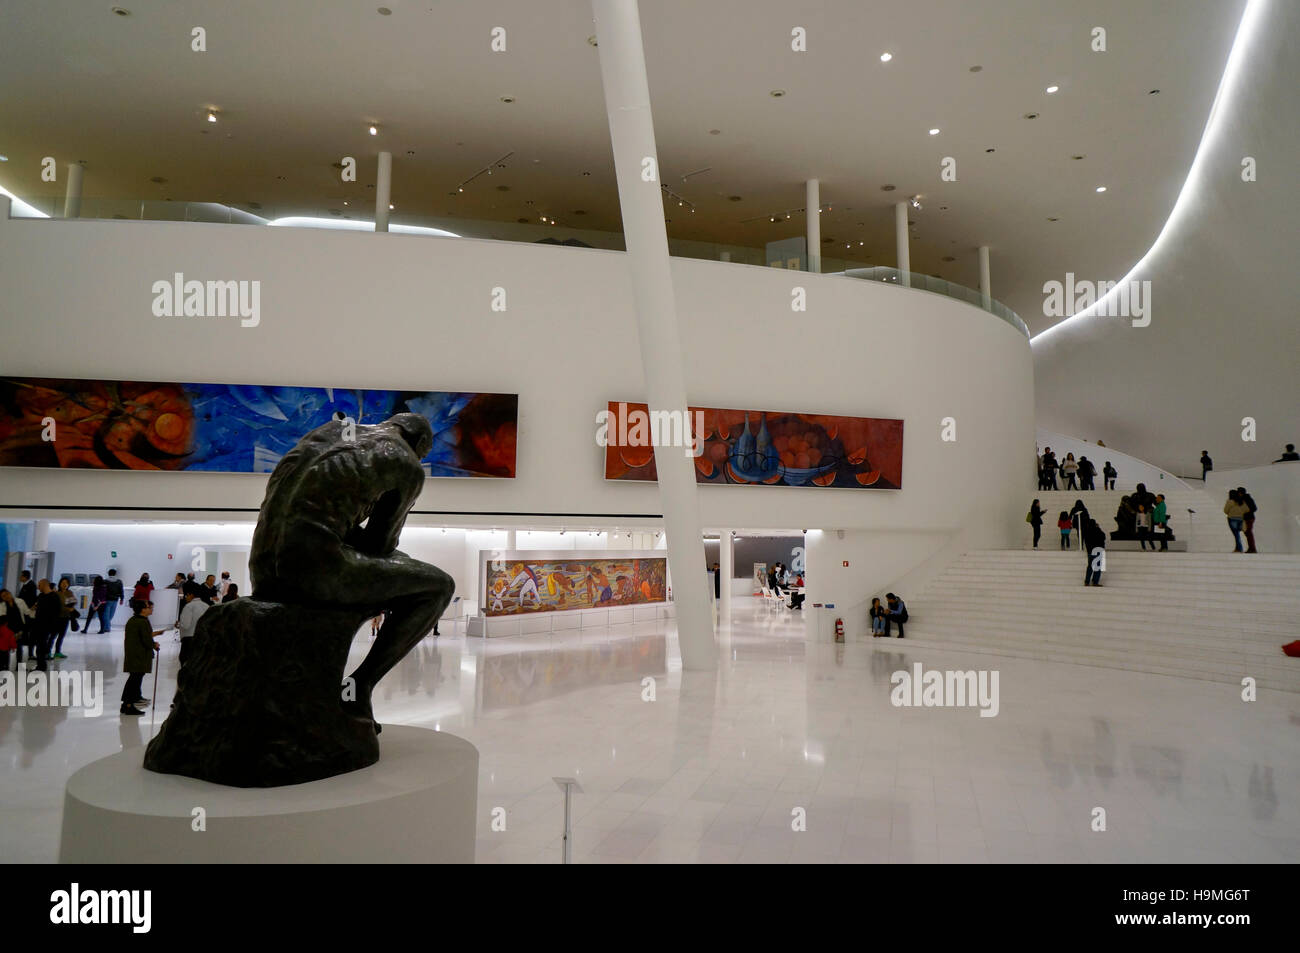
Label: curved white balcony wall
xmin=0 ymin=208 xmax=1034 ymax=608
xmin=1036 ymin=429 xmax=1188 ymax=491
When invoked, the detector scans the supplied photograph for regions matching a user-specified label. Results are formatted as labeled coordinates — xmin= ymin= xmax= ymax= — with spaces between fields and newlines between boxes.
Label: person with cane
xmin=120 ymin=599 xmax=162 ymax=716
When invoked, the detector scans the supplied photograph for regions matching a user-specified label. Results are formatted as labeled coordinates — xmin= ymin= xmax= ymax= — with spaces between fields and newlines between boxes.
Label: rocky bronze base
xmin=144 ymin=599 xmax=379 ymax=788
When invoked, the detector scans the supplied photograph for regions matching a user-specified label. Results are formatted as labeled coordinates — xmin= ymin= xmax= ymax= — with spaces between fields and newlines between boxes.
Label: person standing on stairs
xmin=1083 ymin=518 xmax=1107 ymax=587
xmin=1103 ymin=461 xmax=1117 ymax=490
xmin=1027 ymin=499 xmax=1045 ymax=549
xmin=1042 ymin=449 xmax=1059 ymax=490
xmin=1223 ymin=490 xmax=1249 ymax=553
xmin=1057 ymin=511 xmax=1073 ymax=549
xmin=1153 ymin=494 xmax=1170 ymax=551
xmin=1070 ymin=499 xmax=1090 ymax=537
xmin=1062 ymin=453 xmax=1079 ymax=490
xmin=1078 ymin=456 xmax=1096 ymax=491
xmin=1200 ymin=450 xmax=1213 ymax=482
xmin=1237 ymin=486 xmax=1259 ymax=553
xmin=1134 ymin=504 xmax=1154 ymax=551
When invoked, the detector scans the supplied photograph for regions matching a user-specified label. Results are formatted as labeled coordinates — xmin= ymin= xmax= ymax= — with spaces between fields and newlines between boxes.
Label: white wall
xmin=0 ymin=205 xmax=1035 ymax=599
xmin=1032 ymin=0 xmax=1300 ymax=475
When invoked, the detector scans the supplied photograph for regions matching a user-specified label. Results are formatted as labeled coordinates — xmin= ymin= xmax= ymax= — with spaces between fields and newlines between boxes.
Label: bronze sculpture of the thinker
xmin=145 ymin=412 xmax=455 ymax=786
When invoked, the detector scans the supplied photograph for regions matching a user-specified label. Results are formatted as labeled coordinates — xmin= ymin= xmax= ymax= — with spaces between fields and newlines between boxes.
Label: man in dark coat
xmin=121 ymin=599 xmax=161 ymax=715
xmin=1083 ymin=519 xmax=1107 ymax=587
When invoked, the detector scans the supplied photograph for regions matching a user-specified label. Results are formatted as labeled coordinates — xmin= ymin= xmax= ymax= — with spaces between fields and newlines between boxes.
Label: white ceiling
xmin=0 ymin=0 xmax=1247 ymax=330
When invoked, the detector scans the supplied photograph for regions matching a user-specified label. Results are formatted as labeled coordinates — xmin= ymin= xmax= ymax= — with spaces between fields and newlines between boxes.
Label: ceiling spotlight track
xmin=740 ymin=202 xmax=831 ymax=225
xmin=454 ymin=151 xmax=515 ymax=194
xmin=660 ymin=184 xmax=696 ymax=213
xmin=679 ymin=167 xmax=712 ymax=182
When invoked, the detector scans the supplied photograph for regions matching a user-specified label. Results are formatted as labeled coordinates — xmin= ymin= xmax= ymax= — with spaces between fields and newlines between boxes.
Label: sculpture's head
xmin=387 ymin=412 xmax=435 ymax=460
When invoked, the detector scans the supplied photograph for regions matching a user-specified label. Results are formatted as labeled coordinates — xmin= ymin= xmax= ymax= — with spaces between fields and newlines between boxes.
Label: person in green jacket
xmin=1152 ymin=494 xmax=1169 ymax=551
xmin=121 ymin=599 xmax=161 ymax=716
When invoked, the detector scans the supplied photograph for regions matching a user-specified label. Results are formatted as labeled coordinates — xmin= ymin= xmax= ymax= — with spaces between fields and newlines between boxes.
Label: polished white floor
xmin=3 ymin=598 xmax=1297 ymax=864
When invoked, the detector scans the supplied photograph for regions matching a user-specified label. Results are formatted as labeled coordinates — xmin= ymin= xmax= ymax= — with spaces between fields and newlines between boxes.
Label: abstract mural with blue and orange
xmin=0 ymin=376 xmax=518 ymax=478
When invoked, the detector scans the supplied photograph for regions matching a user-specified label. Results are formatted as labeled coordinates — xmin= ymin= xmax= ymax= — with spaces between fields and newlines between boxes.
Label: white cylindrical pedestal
xmin=59 ymin=726 xmax=478 ymax=863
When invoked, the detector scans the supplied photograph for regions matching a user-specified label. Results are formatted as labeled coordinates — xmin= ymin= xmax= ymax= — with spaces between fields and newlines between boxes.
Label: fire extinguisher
xmin=834 ymin=618 xmax=844 ymax=643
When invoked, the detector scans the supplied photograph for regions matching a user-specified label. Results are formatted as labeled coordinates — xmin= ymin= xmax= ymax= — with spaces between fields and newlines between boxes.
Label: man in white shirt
xmin=175 ymin=583 xmax=210 ymax=663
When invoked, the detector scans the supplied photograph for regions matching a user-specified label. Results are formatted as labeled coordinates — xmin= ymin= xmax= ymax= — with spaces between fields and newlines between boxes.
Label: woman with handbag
xmin=52 ymin=577 xmax=77 ymax=659
xmin=1027 ymin=499 xmax=1045 ymax=549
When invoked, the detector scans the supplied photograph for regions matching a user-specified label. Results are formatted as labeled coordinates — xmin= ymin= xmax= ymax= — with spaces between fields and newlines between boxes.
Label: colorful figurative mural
xmin=0 ymin=377 xmax=518 ymax=477
xmin=483 ymin=554 xmax=668 ymax=616
xmin=603 ymin=402 xmax=903 ymax=488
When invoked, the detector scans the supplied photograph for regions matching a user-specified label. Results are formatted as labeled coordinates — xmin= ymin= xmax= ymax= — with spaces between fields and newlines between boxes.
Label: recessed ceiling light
xmin=581 ymin=171 xmax=591 ymax=176
xmin=0 ymin=155 xmax=8 ymax=162
xmin=728 ymin=195 xmax=742 ymax=201
xmin=500 ymin=96 xmax=515 ymax=103
xmin=1047 ymin=217 xmax=1059 ymax=221
xmin=207 ymin=111 xmax=217 ymax=123
xmin=377 ymin=6 xmax=392 ymax=14
xmin=709 ymin=129 xmax=721 ymax=135
xmin=149 ymin=176 xmax=167 ymax=184
xmin=969 ymin=65 xmax=982 ymax=73
xmin=880 ymin=52 xmax=892 ymax=62
xmin=985 ymin=147 xmax=995 ymax=153
xmin=369 ymin=125 xmax=378 ymax=135
xmin=343 ymin=201 xmax=348 ymax=206
xmin=587 ymin=35 xmax=598 ymax=47
xmin=496 ymin=185 xmax=510 ymax=192
xmin=1071 ymin=154 xmax=1085 ymax=160
xmin=388 ymin=203 xmax=394 ymax=210
xmin=1095 ymin=186 xmax=1107 ymax=192
xmin=942 ymin=256 xmax=956 ymax=262
xmin=573 ymin=210 xmax=586 ymax=215
xmin=1046 ymin=85 xmax=1059 ymax=94
xmin=881 ymin=184 xmax=896 ymax=191
xmin=111 ymin=6 xmax=130 ymax=15
xmin=928 ymin=128 xmax=940 ymax=135
xmin=938 ymin=205 xmax=948 ymax=211
xmin=1149 ymin=89 xmax=1160 ymax=95
xmin=769 ymin=89 xmax=786 ymax=98
xmin=406 ymin=150 xmax=415 ymax=156
xmin=1024 ymin=113 xmax=1039 ymax=120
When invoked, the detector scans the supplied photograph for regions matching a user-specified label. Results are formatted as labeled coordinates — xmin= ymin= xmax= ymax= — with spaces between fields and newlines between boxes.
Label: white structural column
xmin=978 ymin=245 xmax=992 ymax=310
xmin=375 ymin=151 xmax=392 ymax=232
xmin=895 ymin=201 xmax=911 ymax=287
xmin=32 ymin=520 xmax=50 ymax=551
xmin=63 ymin=163 xmax=83 ymax=219
xmin=805 ymin=178 xmax=821 ymax=273
xmin=505 ymin=530 xmax=517 ymax=550
xmin=718 ymin=530 xmax=733 ymax=622
xmin=592 ymin=0 xmax=715 ymax=670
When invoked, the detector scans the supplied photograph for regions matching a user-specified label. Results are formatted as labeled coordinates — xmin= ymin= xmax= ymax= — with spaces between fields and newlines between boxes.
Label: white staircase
xmin=900 ymin=550 xmax=1300 ymax=693
xmin=1024 ymin=488 xmax=1221 ymax=551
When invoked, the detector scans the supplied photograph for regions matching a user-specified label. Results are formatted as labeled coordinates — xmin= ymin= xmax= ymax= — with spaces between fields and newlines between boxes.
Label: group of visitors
xmin=869 ymin=593 xmax=908 ymax=638
xmin=1111 ymin=484 xmax=1171 ymax=551
xmin=161 ymin=570 xmax=238 ymax=606
xmin=0 ymin=572 xmax=83 ymax=670
xmin=1037 ymin=447 xmax=1115 ymax=491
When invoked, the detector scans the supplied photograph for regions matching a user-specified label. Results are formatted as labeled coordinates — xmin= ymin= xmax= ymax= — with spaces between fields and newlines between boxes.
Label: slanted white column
xmin=718 ymin=530 xmax=734 ymax=622
xmin=978 ymin=245 xmax=992 ymax=310
xmin=592 ymin=0 xmax=715 ymax=670
xmin=63 ymin=163 xmax=83 ymax=219
xmin=895 ymin=201 xmax=911 ymax=287
xmin=805 ymin=178 xmax=821 ymax=273
xmin=375 ymin=151 xmax=392 ymax=232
